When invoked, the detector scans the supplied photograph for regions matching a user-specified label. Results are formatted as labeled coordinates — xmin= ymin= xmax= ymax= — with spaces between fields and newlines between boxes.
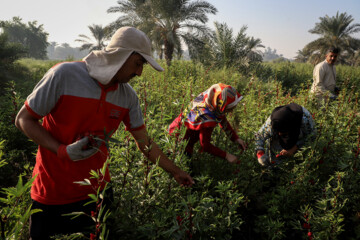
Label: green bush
xmin=1 ymin=59 xmax=360 ymax=239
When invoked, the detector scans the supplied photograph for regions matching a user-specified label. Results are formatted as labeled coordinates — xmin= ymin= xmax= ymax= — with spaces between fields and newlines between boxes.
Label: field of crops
xmin=1 ymin=59 xmax=360 ymax=239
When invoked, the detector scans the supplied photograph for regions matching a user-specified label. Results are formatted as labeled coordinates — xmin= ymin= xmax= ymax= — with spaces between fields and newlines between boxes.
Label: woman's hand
xmin=279 ymin=145 xmax=298 ymax=157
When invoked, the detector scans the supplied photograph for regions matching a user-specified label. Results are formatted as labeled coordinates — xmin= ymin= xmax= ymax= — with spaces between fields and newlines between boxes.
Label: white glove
xmin=57 ymin=137 xmax=101 ymax=161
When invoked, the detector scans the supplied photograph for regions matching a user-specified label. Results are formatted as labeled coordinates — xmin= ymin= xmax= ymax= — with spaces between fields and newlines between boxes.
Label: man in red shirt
xmin=15 ymin=26 xmax=194 ymax=239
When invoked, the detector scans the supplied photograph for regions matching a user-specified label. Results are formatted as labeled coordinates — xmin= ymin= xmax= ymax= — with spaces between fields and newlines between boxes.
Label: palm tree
xmin=107 ymin=0 xmax=217 ymax=66
xmin=246 ymin=36 xmax=265 ymax=62
xmin=199 ymin=22 xmax=264 ymax=69
xmin=75 ymin=24 xmax=110 ymax=52
xmin=303 ymin=12 xmax=360 ymax=65
xmin=294 ymin=49 xmax=310 ymax=63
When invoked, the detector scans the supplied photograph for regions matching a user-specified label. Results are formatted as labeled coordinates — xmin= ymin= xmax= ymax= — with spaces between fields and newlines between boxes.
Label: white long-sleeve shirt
xmin=310 ymin=60 xmax=336 ymax=97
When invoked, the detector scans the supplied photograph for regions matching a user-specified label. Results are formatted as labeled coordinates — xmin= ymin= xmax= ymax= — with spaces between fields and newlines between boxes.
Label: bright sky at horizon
xmin=1 ymin=0 xmax=360 ymax=59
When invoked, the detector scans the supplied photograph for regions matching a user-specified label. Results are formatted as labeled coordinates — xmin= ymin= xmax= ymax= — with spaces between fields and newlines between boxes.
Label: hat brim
xmin=139 ymin=53 xmax=164 ymax=72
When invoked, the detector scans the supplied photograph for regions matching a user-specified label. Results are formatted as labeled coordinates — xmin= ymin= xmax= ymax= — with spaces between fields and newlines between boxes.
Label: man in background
xmin=310 ymin=47 xmax=340 ymax=103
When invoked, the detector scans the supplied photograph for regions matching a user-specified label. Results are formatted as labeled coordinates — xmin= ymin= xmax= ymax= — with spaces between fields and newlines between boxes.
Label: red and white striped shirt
xmin=25 ymin=61 xmax=144 ymax=204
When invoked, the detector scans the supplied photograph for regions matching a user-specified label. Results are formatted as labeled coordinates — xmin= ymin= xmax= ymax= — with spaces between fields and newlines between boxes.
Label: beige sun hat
xmin=84 ymin=26 xmax=164 ymax=85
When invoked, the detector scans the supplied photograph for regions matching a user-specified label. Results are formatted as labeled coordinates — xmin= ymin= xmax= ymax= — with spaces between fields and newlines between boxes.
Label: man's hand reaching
xmin=173 ymin=170 xmax=195 ymax=187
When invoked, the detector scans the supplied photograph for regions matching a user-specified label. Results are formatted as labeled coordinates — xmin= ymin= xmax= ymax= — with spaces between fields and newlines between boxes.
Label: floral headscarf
xmin=183 ymin=83 xmax=242 ymax=130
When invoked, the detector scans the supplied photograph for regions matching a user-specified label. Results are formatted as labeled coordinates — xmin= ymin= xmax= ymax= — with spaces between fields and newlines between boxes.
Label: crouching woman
xmin=169 ymin=83 xmax=247 ymax=163
xmin=255 ymin=103 xmax=316 ymax=166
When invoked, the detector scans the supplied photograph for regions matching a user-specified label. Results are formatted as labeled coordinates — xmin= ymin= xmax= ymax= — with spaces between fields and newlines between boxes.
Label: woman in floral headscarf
xmin=169 ymin=83 xmax=247 ymax=163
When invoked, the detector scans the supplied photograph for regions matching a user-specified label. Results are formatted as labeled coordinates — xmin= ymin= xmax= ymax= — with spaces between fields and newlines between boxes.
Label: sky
xmin=1 ymin=0 xmax=360 ymax=59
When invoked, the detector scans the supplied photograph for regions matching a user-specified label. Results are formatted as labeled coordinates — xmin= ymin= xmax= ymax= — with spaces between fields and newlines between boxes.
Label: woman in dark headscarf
xmin=168 ymin=83 xmax=247 ymax=163
xmin=255 ymin=103 xmax=316 ymax=166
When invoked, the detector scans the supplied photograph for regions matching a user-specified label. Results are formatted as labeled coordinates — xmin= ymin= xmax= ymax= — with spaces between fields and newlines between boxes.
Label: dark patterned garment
xmin=255 ymin=106 xmax=316 ymax=154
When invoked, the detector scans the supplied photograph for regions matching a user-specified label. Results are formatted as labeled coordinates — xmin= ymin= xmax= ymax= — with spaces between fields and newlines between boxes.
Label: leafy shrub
xmin=1 ymin=59 xmax=360 ymax=239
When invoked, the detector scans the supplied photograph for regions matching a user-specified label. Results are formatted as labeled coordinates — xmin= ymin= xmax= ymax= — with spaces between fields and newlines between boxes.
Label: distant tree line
xmin=1 ymin=6 xmax=360 ymax=68
xmin=0 ymin=17 xmax=48 ymax=59
xmin=262 ymin=47 xmax=289 ymax=62
xmin=47 ymin=42 xmax=88 ymax=60
xmin=0 ymin=17 xmax=89 ymax=61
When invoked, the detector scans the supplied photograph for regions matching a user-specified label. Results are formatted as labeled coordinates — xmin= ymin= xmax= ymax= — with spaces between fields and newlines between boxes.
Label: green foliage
xmin=191 ymin=22 xmax=264 ymax=74
xmin=263 ymin=62 xmax=313 ymax=95
xmin=0 ymin=37 xmax=44 ymax=190
xmin=336 ymin=64 xmax=360 ymax=91
xmin=64 ymin=163 xmax=113 ymax=240
xmin=0 ymin=82 xmax=36 ymax=189
xmin=0 ymin=140 xmax=37 ymax=240
xmin=0 ymin=33 xmax=27 ymax=95
xmin=108 ymin=61 xmax=360 ymax=239
xmin=15 ymin=58 xmax=61 ymax=95
xmin=0 ymin=17 xmax=49 ymax=59
xmin=1 ymin=58 xmax=360 ymax=239
xmin=0 ymin=58 xmax=57 ymax=189
xmin=103 ymin=123 xmax=245 ymax=239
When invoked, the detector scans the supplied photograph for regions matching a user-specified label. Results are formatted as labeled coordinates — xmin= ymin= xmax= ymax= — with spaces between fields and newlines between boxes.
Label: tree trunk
xmin=164 ymin=40 xmax=174 ymax=67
